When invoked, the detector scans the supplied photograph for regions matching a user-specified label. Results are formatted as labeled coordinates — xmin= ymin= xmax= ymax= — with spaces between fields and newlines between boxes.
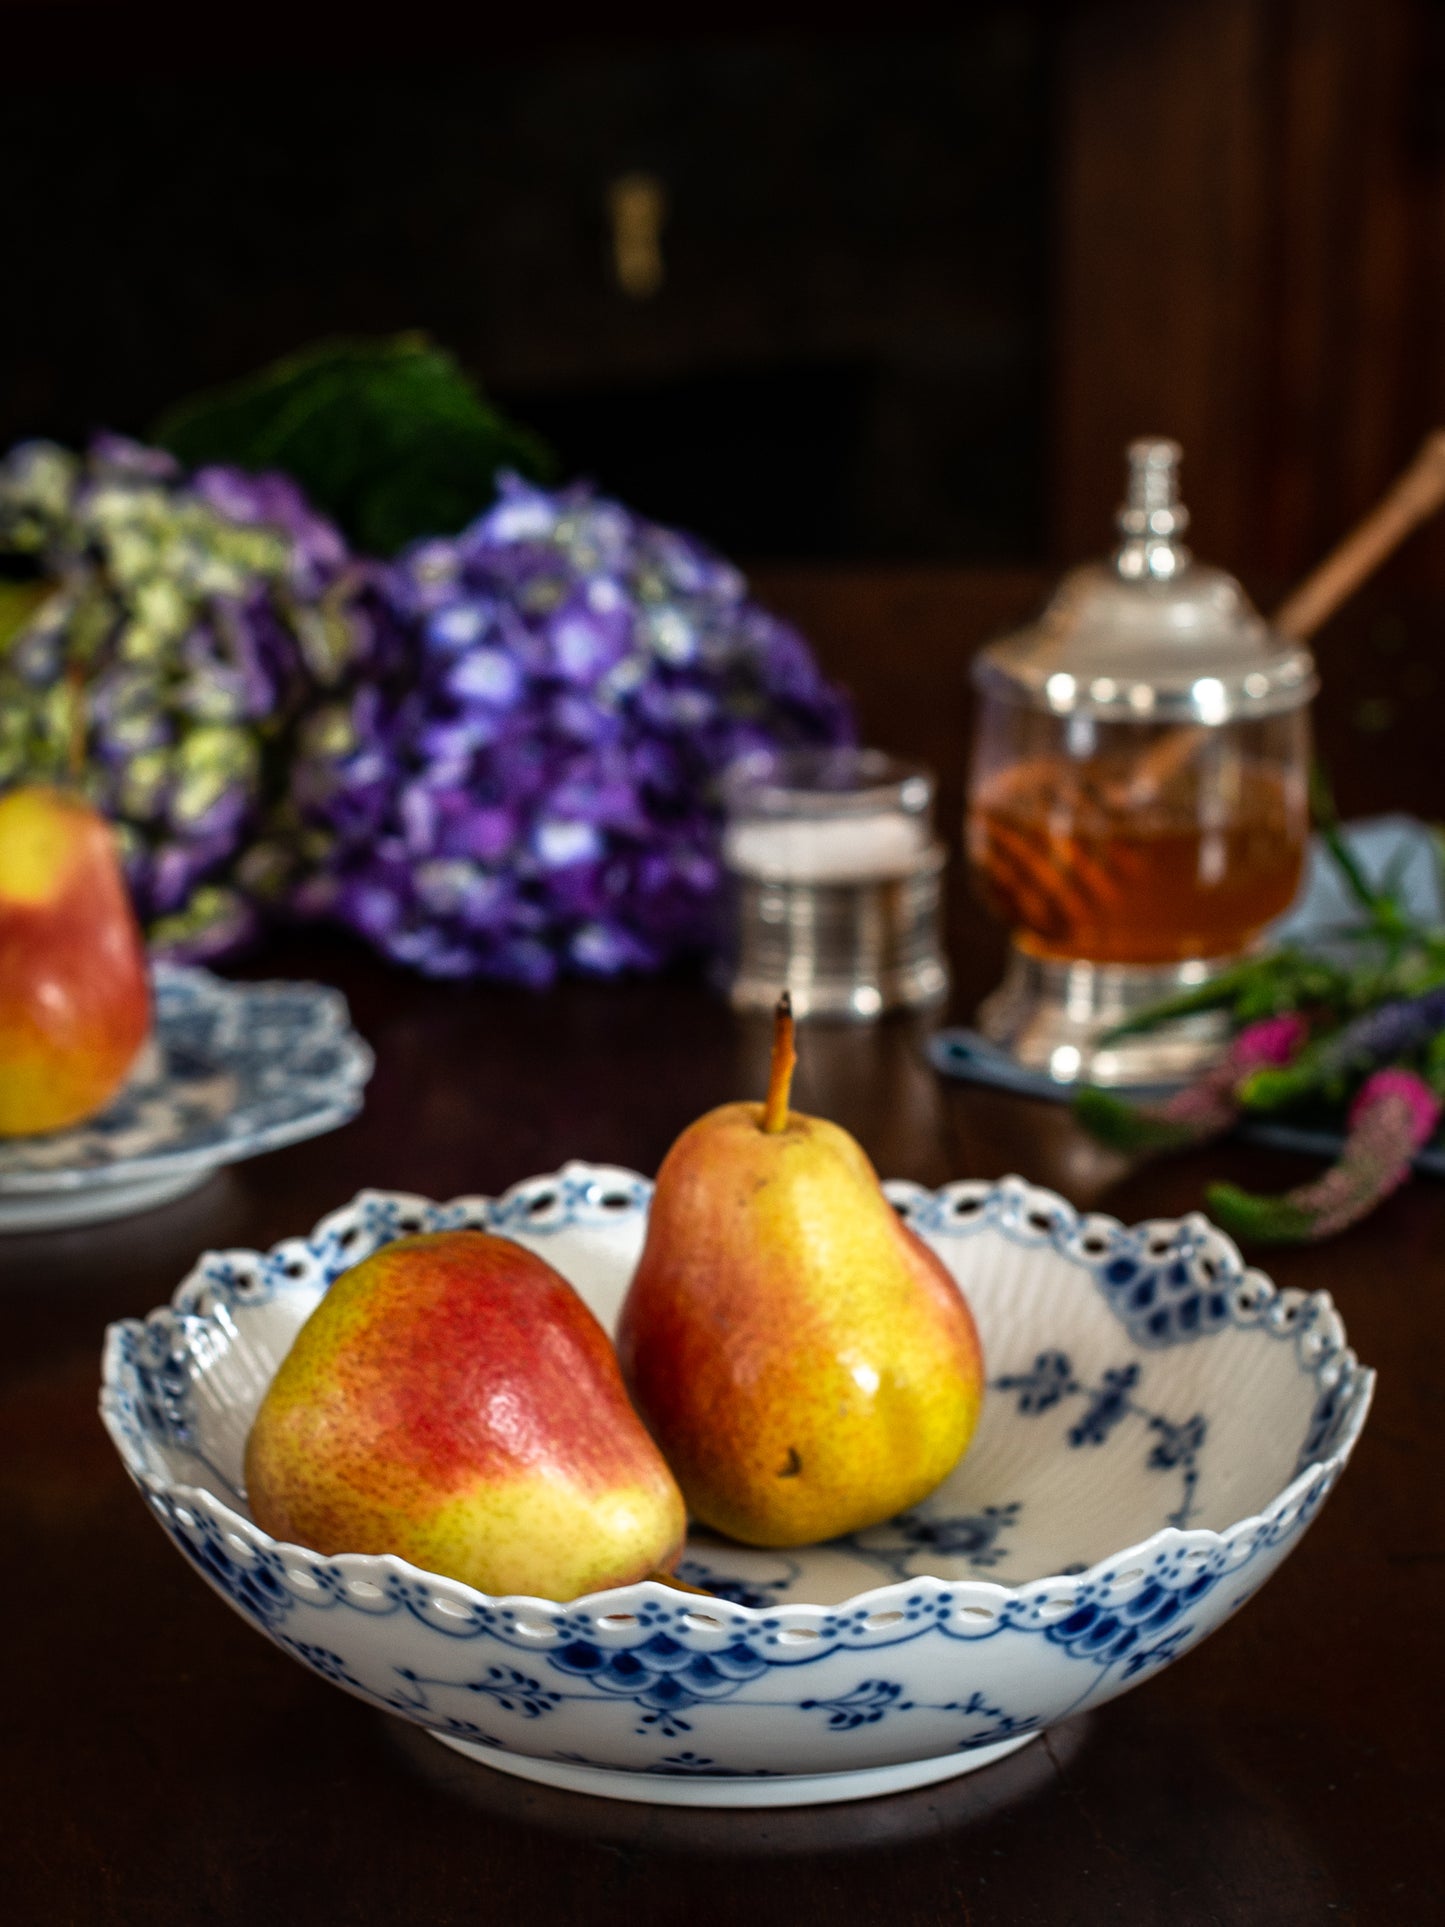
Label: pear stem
xmin=761 ymin=991 xmax=797 ymax=1132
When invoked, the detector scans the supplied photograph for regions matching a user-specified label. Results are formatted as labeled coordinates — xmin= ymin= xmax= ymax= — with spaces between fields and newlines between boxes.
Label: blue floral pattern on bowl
xmin=100 ymin=1167 xmax=1373 ymax=1788
xmin=0 ymin=963 xmax=372 ymax=1200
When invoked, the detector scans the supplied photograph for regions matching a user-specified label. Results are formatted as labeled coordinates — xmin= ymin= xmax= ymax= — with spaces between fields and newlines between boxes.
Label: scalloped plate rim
xmin=0 ymin=964 xmax=374 ymax=1195
xmin=98 ymin=1167 xmax=1376 ymax=1626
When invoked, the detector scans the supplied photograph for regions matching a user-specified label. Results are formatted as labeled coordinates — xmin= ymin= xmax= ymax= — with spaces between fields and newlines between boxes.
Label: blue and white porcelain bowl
xmin=100 ymin=1167 xmax=1373 ymax=1808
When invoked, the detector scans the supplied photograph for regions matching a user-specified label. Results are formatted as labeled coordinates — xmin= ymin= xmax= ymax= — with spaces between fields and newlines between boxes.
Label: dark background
xmin=5 ymin=0 xmax=1445 ymax=591
xmin=2 ymin=13 xmax=1443 ymax=1918
xmin=4 ymin=8 xmax=1051 ymax=561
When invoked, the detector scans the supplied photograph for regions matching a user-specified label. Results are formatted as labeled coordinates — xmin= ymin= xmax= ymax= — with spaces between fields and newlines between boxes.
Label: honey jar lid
xmin=975 ymin=440 xmax=1318 ymax=722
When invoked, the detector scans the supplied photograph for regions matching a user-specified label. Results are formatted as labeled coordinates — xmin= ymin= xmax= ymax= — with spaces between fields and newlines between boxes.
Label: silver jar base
xmin=721 ymin=848 xmax=950 ymax=1021
xmin=976 ymin=942 xmax=1236 ymax=1086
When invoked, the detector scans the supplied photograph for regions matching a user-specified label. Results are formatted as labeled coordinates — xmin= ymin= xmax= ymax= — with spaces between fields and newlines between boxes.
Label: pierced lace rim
xmin=99 ymin=1169 xmax=1375 ymax=1629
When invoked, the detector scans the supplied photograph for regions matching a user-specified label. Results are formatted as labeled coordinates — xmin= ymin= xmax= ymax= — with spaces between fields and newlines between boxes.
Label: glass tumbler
xmin=718 ymin=747 xmax=949 ymax=1020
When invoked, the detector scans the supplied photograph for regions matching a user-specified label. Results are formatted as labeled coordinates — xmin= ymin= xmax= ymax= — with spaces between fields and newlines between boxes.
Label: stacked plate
xmin=1 ymin=964 xmax=372 ymax=1231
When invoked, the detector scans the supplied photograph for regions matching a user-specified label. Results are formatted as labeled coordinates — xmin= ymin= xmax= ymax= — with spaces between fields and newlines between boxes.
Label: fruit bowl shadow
xmin=100 ymin=1166 xmax=1372 ymax=1809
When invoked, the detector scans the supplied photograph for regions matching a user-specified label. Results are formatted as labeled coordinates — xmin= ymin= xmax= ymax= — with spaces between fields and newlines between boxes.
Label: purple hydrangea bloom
xmin=0 ymin=435 xmax=398 ymax=959
xmin=295 ymin=474 xmax=854 ymax=984
xmin=3 ymin=439 xmax=853 ymax=983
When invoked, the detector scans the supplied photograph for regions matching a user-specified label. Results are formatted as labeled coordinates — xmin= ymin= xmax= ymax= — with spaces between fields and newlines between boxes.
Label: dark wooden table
xmin=3 ymin=570 xmax=1442 ymax=1923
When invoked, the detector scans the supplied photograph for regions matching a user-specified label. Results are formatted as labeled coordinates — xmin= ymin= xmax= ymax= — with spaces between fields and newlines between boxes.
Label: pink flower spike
xmin=1212 ymin=1064 xmax=1442 ymax=1242
xmin=1230 ymin=1012 xmax=1311 ymax=1075
xmin=1077 ymin=1010 xmax=1314 ymax=1157
xmin=1348 ymin=1068 xmax=1443 ymax=1150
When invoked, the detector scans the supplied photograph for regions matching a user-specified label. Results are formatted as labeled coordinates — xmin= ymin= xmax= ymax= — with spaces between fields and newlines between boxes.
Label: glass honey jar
xmin=966 ymin=440 xmax=1317 ymax=1084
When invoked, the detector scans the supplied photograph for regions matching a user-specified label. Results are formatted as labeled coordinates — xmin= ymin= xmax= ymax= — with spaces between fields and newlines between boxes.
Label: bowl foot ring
xmin=430 ymin=1728 xmax=1038 ymax=1808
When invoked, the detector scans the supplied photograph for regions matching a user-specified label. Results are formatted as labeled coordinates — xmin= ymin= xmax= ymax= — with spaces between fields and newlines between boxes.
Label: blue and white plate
xmin=100 ymin=1166 xmax=1372 ymax=1807
xmin=0 ymin=964 xmax=373 ymax=1232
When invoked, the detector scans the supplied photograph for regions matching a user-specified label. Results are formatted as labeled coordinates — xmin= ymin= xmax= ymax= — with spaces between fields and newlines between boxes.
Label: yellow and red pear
xmin=245 ymin=1230 xmax=687 ymax=1601
xmin=618 ymin=997 xmax=984 ymax=1547
xmin=0 ymin=784 xmax=151 ymax=1136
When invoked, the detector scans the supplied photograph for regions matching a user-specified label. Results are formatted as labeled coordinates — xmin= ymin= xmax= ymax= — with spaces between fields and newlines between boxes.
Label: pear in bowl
xmin=245 ymin=1228 xmax=686 ymax=1602
xmin=619 ymin=996 xmax=985 ymax=1545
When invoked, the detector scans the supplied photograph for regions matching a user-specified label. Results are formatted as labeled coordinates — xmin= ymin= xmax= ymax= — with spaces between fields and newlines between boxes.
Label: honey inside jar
xmin=967 ymin=742 xmax=1308 ymax=965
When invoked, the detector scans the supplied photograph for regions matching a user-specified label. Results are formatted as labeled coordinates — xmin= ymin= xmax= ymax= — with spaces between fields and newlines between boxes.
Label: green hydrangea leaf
xmin=153 ymin=334 xmax=553 ymax=556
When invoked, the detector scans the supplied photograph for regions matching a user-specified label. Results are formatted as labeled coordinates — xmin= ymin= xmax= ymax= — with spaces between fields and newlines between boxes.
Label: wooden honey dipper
xmin=1127 ymin=429 xmax=1445 ymax=800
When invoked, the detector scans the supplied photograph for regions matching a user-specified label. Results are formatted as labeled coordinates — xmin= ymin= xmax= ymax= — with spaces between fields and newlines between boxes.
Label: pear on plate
xmin=245 ymin=1229 xmax=688 ymax=1601
xmin=618 ymin=996 xmax=984 ymax=1547
xmin=0 ymin=784 xmax=151 ymax=1136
